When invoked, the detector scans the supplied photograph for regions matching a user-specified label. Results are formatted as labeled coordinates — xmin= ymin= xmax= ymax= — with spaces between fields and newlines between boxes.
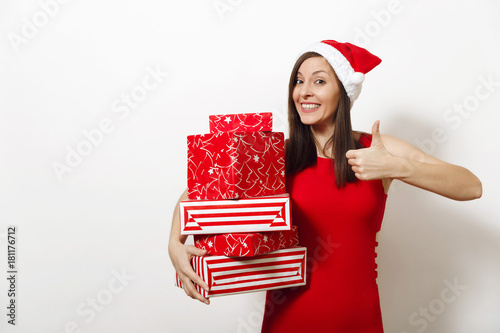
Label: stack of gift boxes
xmin=175 ymin=112 xmax=307 ymax=298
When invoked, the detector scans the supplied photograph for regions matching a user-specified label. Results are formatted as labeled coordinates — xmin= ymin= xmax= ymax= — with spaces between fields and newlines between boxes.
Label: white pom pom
xmin=350 ymin=72 xmax=365 ymax=84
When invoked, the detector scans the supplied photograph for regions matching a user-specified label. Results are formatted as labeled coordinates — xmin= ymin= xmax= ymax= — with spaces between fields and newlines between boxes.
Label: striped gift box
xmin=180 ymin=194 xmax=291 ymax=235
xmin=175 ymin=247 xmax=307 ymax=298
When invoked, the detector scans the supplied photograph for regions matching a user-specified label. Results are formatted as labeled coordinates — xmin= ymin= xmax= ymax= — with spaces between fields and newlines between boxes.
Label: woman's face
xmin=292 ymin=56 xmax=340 ymax=130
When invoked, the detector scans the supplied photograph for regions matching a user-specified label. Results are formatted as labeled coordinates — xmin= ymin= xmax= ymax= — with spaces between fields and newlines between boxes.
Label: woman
xmin=169 ymin=40 xmax=482 ymax=332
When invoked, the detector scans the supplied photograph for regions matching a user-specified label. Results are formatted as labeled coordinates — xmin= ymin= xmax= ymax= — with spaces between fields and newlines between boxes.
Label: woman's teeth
xmin=302 ymin=103 xmax=320 ymax=110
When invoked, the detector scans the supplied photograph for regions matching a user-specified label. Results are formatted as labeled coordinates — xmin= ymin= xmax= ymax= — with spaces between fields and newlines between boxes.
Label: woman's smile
xmin=300 ymin=103 xmax=321 ymax=112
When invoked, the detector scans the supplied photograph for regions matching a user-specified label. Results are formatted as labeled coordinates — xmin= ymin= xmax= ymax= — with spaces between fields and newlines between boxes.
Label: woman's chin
xmin=298 ymin=114 xmax=317 ymax=125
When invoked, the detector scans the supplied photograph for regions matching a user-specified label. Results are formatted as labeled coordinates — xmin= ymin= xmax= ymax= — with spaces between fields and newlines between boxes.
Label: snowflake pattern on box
xmin=209 ymin=112 xmax=273 ymax=133
xmin=187 ymin=131 xmax=285 ymax=200
xmin=194 ymin=226 xmax=299 ymax=257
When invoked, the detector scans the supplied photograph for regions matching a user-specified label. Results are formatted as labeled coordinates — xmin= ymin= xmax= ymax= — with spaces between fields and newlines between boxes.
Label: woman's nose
xmin=300 ymin=82 xmax=313 ymax=98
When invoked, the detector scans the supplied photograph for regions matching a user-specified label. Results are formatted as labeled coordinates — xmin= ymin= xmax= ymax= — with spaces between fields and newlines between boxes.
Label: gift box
xmin=175 ymin=247 xmax=307 ymax=298
xmin=187 ymin=131 xmax=285 ymax=200
xmin=209 ymin=112 xmax=273 ymax=133
xmin=180 ymin=194 xmax=291 ymax=235
xmin=194 ymin=226 xmax=299 ymax=257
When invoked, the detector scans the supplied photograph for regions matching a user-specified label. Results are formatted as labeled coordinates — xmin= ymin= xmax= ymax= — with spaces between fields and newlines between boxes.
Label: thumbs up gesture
xmin=346 ymin=120 xmax=394 ymax=181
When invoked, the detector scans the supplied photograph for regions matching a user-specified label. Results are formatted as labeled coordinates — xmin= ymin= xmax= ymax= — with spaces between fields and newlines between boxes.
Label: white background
xmin=1 ymin=0 xmax=499 ymax=332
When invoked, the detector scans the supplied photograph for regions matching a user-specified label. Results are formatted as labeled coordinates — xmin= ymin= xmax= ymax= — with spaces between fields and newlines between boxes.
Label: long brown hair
xmin=285 ymin=52 xmax=365 ymax=188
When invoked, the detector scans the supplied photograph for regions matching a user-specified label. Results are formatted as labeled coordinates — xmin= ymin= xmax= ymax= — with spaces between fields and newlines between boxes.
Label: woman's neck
xmin=311 ymin=123 xmax=335 ymax=158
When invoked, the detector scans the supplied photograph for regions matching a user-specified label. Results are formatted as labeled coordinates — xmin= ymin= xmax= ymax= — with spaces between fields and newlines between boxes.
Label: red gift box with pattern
xmin=187 ymin=131 xmax=285 ymax=200
xmin=209 ymin=112 xmax=273 ymax=133
xmin=194 ymin=225 xmax=299 ymax=257
xmin=175 ymin=246 xmax=307 ymax=298
xmin=179 ymin=194 xmax=291 ymax=235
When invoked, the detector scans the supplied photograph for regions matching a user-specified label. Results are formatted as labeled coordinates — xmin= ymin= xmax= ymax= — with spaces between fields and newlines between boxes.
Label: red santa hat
xmin=297 ymin=40 xmax=382 ymax=103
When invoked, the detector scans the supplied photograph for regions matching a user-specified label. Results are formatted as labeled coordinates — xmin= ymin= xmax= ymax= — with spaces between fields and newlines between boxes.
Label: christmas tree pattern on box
xmin=187 ymin=131 xmax=285 ymax=200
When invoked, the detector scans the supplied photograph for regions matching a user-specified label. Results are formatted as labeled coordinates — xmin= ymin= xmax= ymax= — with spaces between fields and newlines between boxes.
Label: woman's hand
xmin=346 ymin=120 xmax=401 ymax=181
xmin=168 ymin=189 xmax=211 ymax=305
xmin=168 ymin=240 xmax=210 ymax=305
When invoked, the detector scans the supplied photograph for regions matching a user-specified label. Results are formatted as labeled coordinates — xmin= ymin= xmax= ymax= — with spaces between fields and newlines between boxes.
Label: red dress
xmin=261 ymin=134 xmax=387 ymax=332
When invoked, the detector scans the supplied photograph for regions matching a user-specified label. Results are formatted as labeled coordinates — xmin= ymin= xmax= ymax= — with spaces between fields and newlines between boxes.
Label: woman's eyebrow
xmin=312 ymin=70 xmax=330 ymax=76
xmin=296 ymin=70 xmax=330 ymax=76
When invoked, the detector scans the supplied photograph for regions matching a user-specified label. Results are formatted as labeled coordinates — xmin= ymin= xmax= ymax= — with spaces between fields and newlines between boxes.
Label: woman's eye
xmin=295 ymin=79 xmax=303 ymax=85
xmin=315 ymin=79 xmax=325 ymax=84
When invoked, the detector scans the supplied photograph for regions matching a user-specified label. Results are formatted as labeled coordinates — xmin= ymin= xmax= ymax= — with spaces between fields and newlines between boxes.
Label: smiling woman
xmin=168 ymin=39 xmax=482 ymax=333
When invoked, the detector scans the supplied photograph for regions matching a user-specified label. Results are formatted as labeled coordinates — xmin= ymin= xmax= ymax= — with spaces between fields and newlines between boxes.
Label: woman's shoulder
xmin=354 ymin=131 xmax=372 ymax=147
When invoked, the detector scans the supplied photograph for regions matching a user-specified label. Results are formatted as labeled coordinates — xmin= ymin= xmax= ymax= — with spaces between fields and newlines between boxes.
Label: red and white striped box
xmin=187 ymin=131 xmax=285 ymax=200
xmin=175 ymin=247 xmax=307 ymax=298
xmin=179 ymin=194 xmax=291 ymax=235
xmin=209 ymin=112 xmax=273 ymax=133
xmin=194 ymin=226 xmax=299 ymax=257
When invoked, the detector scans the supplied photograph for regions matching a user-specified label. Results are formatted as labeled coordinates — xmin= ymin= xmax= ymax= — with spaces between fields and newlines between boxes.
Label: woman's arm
xmin=346 ymin=121 xmax=482 ymax=201
xmin=168 ymin=189 xmax=210 ymax=304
